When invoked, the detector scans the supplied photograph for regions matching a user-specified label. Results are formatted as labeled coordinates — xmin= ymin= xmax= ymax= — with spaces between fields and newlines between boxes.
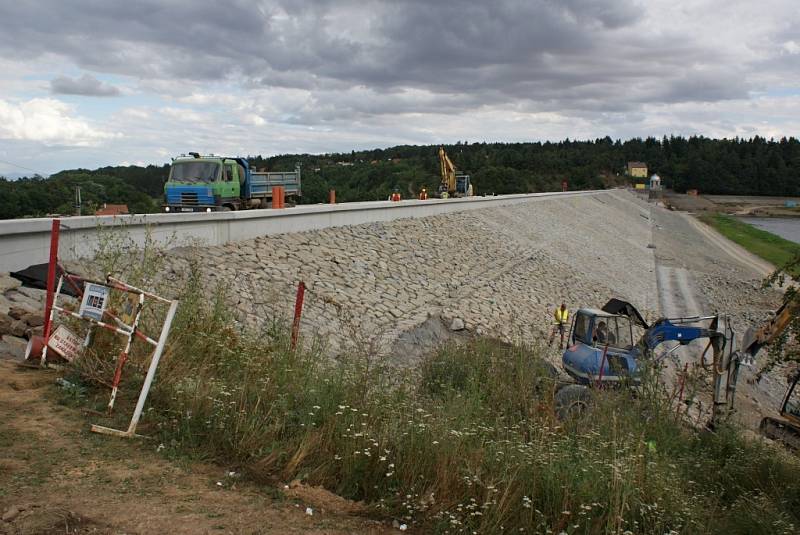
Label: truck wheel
xmin=554 ymin=384 xmax=590 ymax=421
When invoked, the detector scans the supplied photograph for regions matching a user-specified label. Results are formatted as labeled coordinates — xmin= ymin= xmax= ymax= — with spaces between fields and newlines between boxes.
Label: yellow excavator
xmin=438 ymin=146 xmax=473 ymax=198
xmin=748 ymin=295 xmax=800 ymax=449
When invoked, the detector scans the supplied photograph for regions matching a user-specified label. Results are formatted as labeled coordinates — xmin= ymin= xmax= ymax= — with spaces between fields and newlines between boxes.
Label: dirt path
xmin=680 ymin=212 xmax=775 ymax=277
xmin=0 ymin=360 xmax=391 ymax=535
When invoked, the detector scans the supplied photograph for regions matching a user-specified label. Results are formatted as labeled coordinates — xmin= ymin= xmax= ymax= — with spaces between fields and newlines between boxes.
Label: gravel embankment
xmin=155 ymin=190 xmax=657 ymax=363
xmin=651 ymin=204 xmax=786 ymax=429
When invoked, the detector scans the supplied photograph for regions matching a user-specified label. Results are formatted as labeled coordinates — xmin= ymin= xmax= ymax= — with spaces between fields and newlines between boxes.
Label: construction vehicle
xmin=747 ymin=296 xmax=800 ymax=449
xmin=558 ymin=298 xmax=737 ymax=427
xmin=761 ymin=373 xmax=800 ymax=449
xmin=560 ymin=295 xmax=800 ymax=440
xmin=437 ymin=147 xmax=473 ymax=198
xmin=163 ymin=153 xmax=300 ymax=212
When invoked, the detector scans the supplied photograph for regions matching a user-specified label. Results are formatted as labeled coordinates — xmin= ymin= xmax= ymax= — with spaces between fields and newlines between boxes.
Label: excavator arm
xmin=438 ymin=146 xmax=456 ymax=194
xmin=643 ymin=315 xmax=738 ymax=426
xmin=742 ymin=292 xmax=800 ymax=363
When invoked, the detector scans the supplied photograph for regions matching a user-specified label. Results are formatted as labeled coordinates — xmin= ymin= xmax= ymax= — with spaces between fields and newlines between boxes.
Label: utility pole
xmin=74 ymin=186 xmax=81 ymax=216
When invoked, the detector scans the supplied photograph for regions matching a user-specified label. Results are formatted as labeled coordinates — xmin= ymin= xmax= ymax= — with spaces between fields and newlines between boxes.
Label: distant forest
xmin=2 ymin=135 xmax=799 ymax=219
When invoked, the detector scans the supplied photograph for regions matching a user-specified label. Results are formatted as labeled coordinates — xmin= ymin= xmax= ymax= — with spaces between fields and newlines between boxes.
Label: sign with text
xmin=79 ymin=283 xmax=109 ymax=321
xmin=48 ymin=325 xmax=83 ymax=361
xmin=118 ymin=293 xmax=139 ymax=326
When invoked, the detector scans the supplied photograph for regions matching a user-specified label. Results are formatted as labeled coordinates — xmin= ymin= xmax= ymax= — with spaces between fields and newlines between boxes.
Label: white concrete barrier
xmin=0 ymin=190 xmax=603 ymax=273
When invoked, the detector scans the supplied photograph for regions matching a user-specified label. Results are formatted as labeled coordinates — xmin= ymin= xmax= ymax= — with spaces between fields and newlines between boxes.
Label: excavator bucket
xmin=601 ymin=298 xmax=648 ymax=329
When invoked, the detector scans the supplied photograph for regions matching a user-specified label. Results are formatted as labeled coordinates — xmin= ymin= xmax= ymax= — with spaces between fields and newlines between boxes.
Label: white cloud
xmin=0 ymin=0 xmax=799 ymax=173
xmin=0 ymin=98 xmax=117 ymax=146
xmin=783 ymin=41 xmax=800 ymax=55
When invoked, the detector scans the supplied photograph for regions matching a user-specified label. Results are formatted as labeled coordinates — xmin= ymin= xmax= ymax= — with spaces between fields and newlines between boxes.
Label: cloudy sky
xmin=0 ymin=0 xmax=798 ymax=176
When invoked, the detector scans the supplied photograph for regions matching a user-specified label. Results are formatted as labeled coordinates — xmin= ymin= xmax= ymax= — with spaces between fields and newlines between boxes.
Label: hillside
xmin=2 ymin=135 xmax=800 ymax=219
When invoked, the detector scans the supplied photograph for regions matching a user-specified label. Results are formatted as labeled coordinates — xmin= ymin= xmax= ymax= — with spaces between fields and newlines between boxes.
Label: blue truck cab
xmin=562 ymin=307 xmax=645 ymax=385
xmin=163 ymin=153 xmax=301 ymax=212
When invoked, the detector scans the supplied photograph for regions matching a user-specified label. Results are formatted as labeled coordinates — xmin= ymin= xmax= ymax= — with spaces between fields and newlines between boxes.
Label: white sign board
xmin=48 ymin=325 xmax=83 ymax=361
xmin=79 ymin=283 xmax=110 ymax=321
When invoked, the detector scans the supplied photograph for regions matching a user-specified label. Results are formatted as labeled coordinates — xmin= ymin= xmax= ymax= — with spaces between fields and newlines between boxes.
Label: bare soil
xmin=0 ymin=360 xmax=392 ymax=535
xmin=664 ymin=191 xmax=800 ymax=217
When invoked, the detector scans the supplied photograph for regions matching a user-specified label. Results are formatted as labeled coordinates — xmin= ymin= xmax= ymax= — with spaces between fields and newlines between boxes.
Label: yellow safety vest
xmin=554 ymin=308 xmax=569 ymax=324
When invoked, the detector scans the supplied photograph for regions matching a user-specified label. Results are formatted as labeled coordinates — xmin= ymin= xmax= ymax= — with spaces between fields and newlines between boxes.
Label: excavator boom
xmin=437 ymin=146 xmax=473 ymax=197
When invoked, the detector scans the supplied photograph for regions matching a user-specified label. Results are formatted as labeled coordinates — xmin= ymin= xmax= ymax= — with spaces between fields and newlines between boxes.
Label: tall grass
xmin=699 ymin=212 xmax=800 ymax=275
xmin=70 ymin=248 xmax=800 ymax=534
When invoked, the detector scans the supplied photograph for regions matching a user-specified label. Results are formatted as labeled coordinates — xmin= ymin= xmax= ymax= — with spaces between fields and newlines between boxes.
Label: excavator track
xmin=760 ymin=417 xmax=800 ymax=451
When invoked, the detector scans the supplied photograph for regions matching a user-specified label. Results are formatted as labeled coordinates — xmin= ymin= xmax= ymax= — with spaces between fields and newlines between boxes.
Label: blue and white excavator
xmin=557 ymin=297 xmax=799 ymax=435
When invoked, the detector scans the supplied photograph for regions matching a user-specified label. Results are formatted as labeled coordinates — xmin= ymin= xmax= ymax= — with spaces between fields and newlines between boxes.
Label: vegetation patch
xmin=64 ymin=249 xmax=800 ymax=535
xmin=699 ymin=212 xmax=800 ymax=276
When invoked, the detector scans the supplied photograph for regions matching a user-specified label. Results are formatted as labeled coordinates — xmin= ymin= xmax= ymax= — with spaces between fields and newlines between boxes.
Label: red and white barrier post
xmin=290 ymin=281 xmax=306 ymax=351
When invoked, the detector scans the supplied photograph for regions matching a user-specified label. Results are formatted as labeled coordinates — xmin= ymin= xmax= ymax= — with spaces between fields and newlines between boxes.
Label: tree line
xmin=2 ymin=135 xmax=799 ymax=218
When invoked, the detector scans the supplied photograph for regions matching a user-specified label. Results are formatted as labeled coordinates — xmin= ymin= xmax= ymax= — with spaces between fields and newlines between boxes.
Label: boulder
xmin=0 ymin=294 xmax=14 ymax=316
xmin=15 ymin=286 xmax=47 ymax=302
xmin=0 ymin=335 xmax=28 ymax=360
xmin=450 ymin=318 xmax=465 ymax=331
xmin=7 ymin=292 xmax=41 ymax=310
xmin=8 ymin=306 xmax=37 ymax=321
xmin=20 ymin=312 xmax=44 ymax=328
xmin=0 ymin=315 xmax=11 ymax=336
xmin=9 ymin=320 xmax=28 ymax=338
xmin=0 ymin=273 xmax=21 ymax=293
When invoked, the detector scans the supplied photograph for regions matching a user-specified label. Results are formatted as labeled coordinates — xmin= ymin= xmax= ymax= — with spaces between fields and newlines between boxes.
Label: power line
xmin=0 ymin=158 xmax=50 ymax=177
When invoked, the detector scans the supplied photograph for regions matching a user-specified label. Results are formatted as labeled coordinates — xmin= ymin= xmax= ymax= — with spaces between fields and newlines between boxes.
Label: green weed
xmin=64 ymin=234 xmax=800 ymax=534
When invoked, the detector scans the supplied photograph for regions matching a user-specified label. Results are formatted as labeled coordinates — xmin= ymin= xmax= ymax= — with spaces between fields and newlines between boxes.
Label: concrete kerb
xmin=0 ymin=190 xmax=605 ymax=273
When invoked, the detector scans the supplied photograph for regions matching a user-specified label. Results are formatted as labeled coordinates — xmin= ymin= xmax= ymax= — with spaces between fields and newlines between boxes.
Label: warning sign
xmin=48 ymin=325 xmax=83 ymax=361
xmin=80 ymin=283 xmax=109 ymax=321
xmin=118 ymin=293 xmax=139 ymax=326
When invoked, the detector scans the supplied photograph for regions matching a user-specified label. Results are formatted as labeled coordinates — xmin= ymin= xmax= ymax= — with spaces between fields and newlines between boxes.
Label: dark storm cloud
xmin=50 ymin=74 xmax=120 ymax=97
xmin=0 ymin=0 xmax=767 ymax=120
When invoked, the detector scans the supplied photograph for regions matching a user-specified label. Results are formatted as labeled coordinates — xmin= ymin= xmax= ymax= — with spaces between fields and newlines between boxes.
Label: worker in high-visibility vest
xmin=548 ymin=303 xmax=569 ymax=349
xmin=419 ymin=187 xmax=428 ymax=200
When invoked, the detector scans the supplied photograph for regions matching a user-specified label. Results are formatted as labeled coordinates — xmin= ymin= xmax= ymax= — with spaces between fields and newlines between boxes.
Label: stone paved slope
xmin=162 ymin=190 xmax=658 ymax=358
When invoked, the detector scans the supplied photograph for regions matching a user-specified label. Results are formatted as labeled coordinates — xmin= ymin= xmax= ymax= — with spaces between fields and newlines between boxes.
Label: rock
xmin=21 ymin=312 xmax=44 ymax=328
xmin=450 ymin=318 xmax=465 ymax=331
xmin=15 ymin=286 xmax=46 ymax=302
xmin=8 ymin=305 xmax=36 ymax=321
xmin=0 ymin=335 xmax=28 ymax=360
xmin=0 ymin=273 xmax=21 ymax=293
xmin=0 ymin=294 xmax=13 ymax=315
xmin=9 ymin=320 xmax=28 ymax=338
xmin=2 ymin=505 xmax=21 ymax=522
xmin=0 ymin=315 xmax=11 ymax=336
xmin=8 ymin=292 xmax=43 ymax=312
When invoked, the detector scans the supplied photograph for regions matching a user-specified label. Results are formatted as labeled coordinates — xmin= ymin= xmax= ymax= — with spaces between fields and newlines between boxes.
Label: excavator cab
xmin=562 ymin=306 xmax=644 ymax=385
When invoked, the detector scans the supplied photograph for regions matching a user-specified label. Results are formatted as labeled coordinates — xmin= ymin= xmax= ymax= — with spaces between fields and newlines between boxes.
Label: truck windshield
xmin=169 ymin=161 xmax=221 ymax=183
